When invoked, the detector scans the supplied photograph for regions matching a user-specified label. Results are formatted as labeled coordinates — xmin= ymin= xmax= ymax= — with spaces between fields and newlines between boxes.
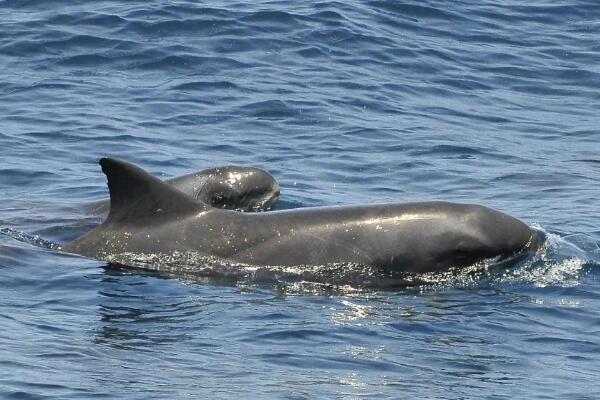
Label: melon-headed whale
xmin=63 ymin=158 xmax=541 ymax=273
xmin=85 ymin=165 xmax=280 ymax=215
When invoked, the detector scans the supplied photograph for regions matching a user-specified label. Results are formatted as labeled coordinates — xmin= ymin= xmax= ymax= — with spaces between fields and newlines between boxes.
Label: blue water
xmin=2 ymin=1 xmax=600 ymax=398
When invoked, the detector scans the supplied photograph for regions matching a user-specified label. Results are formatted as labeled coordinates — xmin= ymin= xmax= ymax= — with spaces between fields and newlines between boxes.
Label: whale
xmin=63 ymin=158 xmax=542 ymax=273
xmin=84 ymin=165 xmax=280 ymax=215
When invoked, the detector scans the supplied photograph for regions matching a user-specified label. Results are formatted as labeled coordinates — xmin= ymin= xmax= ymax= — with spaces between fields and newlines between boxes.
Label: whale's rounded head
xmin=199 ymin=166 xmax=280 ymax=212
xmin=435 ymin=204 xmax=540 ymax=269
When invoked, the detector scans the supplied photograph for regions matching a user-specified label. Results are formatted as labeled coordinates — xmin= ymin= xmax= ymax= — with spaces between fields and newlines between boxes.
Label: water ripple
xmin=1 ymin=1 xmax=600 ymax=399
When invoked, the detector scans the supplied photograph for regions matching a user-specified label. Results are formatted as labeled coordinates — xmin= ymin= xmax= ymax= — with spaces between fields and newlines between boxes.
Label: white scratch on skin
xmin=361 ymin=213 xmax=447 ymax=225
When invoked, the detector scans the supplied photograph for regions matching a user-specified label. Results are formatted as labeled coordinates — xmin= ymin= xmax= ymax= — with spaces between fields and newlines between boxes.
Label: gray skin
xmin=63 ymin=158 xmax=542 ymax=273
xmin=85 ymin=165 xmax=280 ymax=215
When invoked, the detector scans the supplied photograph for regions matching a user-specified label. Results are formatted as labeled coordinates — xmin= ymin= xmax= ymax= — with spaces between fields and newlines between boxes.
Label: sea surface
xmin=1 ymin=1 xmax=600 ymax=399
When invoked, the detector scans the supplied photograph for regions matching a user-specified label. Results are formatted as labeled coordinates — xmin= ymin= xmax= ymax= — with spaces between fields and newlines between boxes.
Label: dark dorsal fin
xmin=99 ymin=158 xmax=208 ymax=225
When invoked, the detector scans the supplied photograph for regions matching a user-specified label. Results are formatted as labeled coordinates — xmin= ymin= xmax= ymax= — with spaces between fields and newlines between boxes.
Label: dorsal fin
xmin=99 ymin=158 xmax=208 ymax=225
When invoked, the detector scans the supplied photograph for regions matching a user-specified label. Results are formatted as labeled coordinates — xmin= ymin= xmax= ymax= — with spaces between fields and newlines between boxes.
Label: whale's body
xmin=63 ymin=158 xmax=540 ymax=273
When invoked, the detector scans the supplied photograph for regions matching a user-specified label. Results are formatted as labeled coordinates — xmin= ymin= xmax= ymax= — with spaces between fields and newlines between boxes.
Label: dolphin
xmin=63 ymin=158 xmax=541 ymax=273
xmin=84 ymin=165 xmax=280 ymax=215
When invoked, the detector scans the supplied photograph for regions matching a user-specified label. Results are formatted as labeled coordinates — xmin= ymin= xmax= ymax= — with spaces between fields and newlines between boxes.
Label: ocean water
xmin=1 ymin=1 xmax=600 ymax=398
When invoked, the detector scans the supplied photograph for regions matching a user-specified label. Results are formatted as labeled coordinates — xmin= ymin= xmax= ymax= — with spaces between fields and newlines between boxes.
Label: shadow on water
xmin=93 ymin=267 xmax=209 ymax=350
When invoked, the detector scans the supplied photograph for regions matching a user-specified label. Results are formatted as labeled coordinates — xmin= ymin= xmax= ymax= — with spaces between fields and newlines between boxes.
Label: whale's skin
xmin=63 ymin=158 xmax=541 ymax=273
xmin=84 ymin=165 xmax=280 ymax=215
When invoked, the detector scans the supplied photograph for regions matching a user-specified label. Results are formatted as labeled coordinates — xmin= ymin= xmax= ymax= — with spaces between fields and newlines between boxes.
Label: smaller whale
xmin=84 ymin=165 xmax=280 ymax=215
xmin=64 ymin=158 xmax=542 ymax=274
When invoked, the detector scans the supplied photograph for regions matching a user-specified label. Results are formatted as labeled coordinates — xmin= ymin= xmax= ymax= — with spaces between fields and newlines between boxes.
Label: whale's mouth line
xmin=524 ymin=228 xmax=546 ymax=253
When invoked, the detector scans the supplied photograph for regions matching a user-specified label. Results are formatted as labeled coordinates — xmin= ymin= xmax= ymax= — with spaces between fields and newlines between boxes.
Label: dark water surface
xmin=1 ymin=1 xmax=600 ymax=398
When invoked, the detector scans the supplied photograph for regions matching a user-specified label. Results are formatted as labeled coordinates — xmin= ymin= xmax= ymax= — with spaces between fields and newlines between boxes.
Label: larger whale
xmin=63 ymin=158 xmax=541 ymax=273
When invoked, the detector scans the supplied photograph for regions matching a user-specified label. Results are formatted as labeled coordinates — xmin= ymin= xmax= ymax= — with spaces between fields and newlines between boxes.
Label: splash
xmin=414 ymin=228 xmax=597 ymax=290
xmin=104 ymin=251 xmax=386 ymax=293
xmin=0 ymin=227 xmax=61 ymax=250
xmin=492 ymin=230 xmax=593 ymax=288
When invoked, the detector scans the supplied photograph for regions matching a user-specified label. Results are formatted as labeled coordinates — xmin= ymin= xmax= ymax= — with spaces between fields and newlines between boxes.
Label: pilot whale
xmin=85 ymin=165 xmax=280 ymax=214
xmin=63 ymin=158 xmax=541 ymax=273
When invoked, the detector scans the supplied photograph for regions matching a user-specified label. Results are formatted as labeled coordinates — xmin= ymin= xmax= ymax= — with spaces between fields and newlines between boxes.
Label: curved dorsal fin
xmin=99 ymin=158 xmax=207 ymax=225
